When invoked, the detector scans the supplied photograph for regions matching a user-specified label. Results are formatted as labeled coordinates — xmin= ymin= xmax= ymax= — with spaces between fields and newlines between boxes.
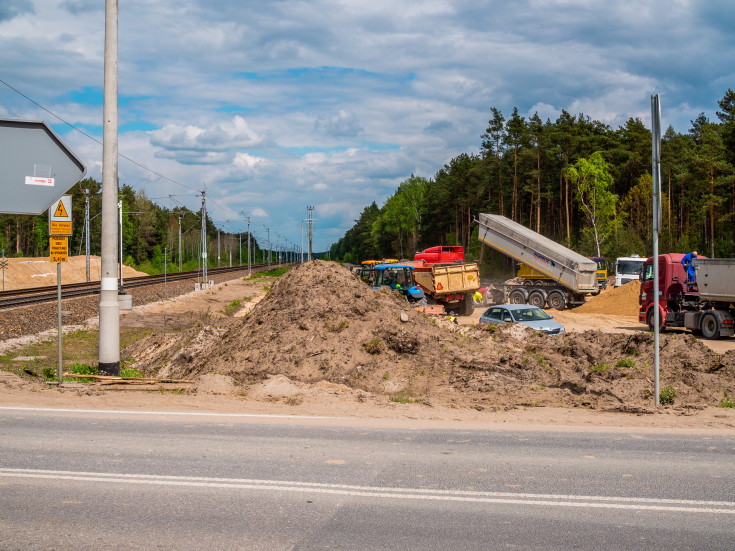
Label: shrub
xmin=659 ymin=385 xmax=676 ymax=405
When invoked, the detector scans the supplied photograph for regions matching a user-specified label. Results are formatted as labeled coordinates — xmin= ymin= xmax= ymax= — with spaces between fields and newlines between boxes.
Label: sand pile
xmin=575 ymin=280 xmax=641 ymax=316
xmin=0 ymin=255 xmax=147 ymax=290
xmin=122 ymin=261 xmax=735 ymax=411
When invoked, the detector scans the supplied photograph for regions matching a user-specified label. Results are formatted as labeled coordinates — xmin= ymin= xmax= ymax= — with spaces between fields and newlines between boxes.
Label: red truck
xmin=413 ymin=246 xmax=464 ymax=264
xmin=639 ymin=253 xmax=735 ymax=339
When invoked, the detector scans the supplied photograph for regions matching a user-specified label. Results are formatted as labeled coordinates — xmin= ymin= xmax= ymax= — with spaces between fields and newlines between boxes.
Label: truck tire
xmin=546 ymin=290 xmax=565 ymax=310
xmin=646 ymin=308 xmax=664 ymax=332
xmin=454 ymin=293 xmax=473 ymax=315
xmin=700 ymin=313 xmax=720 ymax=340
xmin=509 ymin=289 xmax=527 ymax=304
xmin=528 ymin=290 xmax=546 ymax=308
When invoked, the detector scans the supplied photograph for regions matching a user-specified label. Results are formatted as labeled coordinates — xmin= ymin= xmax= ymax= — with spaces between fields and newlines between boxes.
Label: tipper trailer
xmin=477 ymin=213 xmax=599 ymax=309
xmin=639 ymin=255 xmax=735 ymax=339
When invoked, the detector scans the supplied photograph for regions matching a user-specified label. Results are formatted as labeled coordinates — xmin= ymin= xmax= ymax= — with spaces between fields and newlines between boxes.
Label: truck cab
xmin=413 ymin=246 xmax=464 ymax=264
xmin=372 ymin=264 xmax=424 ymax=300
xmin=590 ymin=257 xmax=608 ymax=289
xmin=615 ymin=256 xmax=645 ymax=287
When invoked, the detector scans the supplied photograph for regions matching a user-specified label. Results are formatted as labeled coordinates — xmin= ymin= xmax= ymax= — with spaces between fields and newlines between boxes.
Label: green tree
xmin=566 ymin=152 xmax=619 ymax=257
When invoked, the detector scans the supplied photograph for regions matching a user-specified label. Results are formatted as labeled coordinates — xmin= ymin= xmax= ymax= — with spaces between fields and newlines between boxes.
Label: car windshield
xmin=511 ymin=307 xmax=551 ymax=322
xmin=617 ymin=260 xmax=644 ymax=274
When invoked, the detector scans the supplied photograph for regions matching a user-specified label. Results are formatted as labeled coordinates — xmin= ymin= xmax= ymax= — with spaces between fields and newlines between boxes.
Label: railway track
xmin=0 ymin=263 xmax=276 ymax=309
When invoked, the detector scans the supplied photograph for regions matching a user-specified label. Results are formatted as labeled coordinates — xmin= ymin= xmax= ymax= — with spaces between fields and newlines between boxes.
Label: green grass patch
xmin=717 ymin=391 xmax=735 ymax=408
xmin=616 ymin=358 xmax=636 ymax=368
xmin=390 ymin=395 xmax=415 ymax=404
xmin=224 ymin=299 xmax=241 ymax=315
xmin=659 ymin=385 xmax=677 ymax=405
xmin=588 ymin=363 xmax=610 ymax=374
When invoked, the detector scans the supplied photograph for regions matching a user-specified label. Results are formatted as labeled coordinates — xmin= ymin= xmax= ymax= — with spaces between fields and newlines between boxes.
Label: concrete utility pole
xmin=200 ymin=190 xmax=208 ymax=285
xmin=217 ymin=228 xmax=220 ymax=267
xmin=307 ymin=206 xmax=316 ymax=261
xmin=177 ymin=214 xmax=183 ymax=272
xmin=98 ymin=0 xmax=120 ymax=376
xmin=263 ymin=225 xmax=270 ymax=267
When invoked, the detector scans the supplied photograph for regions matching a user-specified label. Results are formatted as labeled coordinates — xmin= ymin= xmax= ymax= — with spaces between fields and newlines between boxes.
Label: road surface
xmin=1 ymin=407 xmax=733 ymax=550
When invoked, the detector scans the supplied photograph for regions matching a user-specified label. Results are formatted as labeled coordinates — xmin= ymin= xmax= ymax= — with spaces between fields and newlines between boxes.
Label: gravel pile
xmin=0 ymin=269 xmax=254 ymax=341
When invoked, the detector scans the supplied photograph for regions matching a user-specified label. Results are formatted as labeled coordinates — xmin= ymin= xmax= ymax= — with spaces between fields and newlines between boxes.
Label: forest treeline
xmin=330 ymin=90 xmax=735 ymax=276
xmin=0 ymin=179 xmax=264 ymax=273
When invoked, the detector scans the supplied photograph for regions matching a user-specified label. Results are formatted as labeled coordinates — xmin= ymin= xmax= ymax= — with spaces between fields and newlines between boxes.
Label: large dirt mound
xmin=123 ymin=261 xmax=735 ymax=411
xmin=575 ymin=281 xmax=641 ymax=316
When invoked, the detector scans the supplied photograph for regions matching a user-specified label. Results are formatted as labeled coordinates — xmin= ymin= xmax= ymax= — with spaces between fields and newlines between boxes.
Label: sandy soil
xmin=2 ymin=262 xmax=734 ymax=432
xmin=0 ymin=255 xmax=146 ymax=289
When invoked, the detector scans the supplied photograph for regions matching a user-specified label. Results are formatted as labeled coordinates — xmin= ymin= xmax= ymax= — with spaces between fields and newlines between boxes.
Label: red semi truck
xmin=638 ymin=253 xmax=735 ymax=339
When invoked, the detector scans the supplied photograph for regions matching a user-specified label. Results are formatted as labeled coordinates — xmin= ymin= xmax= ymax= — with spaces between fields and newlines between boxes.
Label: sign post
xmin=49 ymin=195 xmax=72 ymax=383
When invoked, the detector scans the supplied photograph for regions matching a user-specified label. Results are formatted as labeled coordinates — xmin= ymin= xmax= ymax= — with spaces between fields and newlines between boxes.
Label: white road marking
xmin=0 ymin=406 xmax=329 ymax=419
xmin=1 ymin=468 xmax=733 ymax=514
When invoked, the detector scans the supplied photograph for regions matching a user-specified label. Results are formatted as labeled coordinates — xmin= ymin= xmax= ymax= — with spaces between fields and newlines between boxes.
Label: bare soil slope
xmin=1 ymin=255 xmax=146 ymax=289
xmin=123 ymin=260 xmax=735 ymax=412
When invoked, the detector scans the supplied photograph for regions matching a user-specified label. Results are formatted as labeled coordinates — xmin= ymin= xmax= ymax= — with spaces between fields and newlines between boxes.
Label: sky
xmin=1 ymin=0 xmax=733 ymax=253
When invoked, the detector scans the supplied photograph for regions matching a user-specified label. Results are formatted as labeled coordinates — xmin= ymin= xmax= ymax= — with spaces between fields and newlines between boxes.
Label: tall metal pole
xmin=177 ymin=214 xmax=183 ymax=272
xmin=247 ymin=218 xmax=251 ymax=276
xmin=84 ymin=188 xmax=90 ymax=282
xmin=217 ymin=228 xmax=221 ymax=268
xmin=651 ymin=94 xmax=662 ymax=406
xmin=200 ymin=191 xmax=208 ymax=285
xmin=98 ymin=0 xmax=120 ymax=376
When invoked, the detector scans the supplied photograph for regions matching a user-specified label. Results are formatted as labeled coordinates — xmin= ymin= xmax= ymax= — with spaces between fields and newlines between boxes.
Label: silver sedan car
xmin=479 ymin=304 xmax=565 ymax=335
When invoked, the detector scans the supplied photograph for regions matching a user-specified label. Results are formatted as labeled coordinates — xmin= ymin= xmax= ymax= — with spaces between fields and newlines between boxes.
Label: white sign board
xmin=0 ymin=119 xmax=86 ymax=215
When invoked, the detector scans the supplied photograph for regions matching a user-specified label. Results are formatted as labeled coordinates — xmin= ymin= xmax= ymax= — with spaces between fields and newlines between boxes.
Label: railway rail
xmin=0 ymin=263 xmax=276 ymax=310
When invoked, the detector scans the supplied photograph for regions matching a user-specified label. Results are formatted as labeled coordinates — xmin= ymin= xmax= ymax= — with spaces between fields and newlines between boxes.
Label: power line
xmin=0 ymin=78 xmax=200 ymax=192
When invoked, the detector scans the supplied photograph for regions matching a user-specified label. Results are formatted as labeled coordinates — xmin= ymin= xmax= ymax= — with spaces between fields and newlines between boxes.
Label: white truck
xmin=614 ymin=255 xmax=646 ymax=287
xmin=477 ymin=213 xmax=599 ymax=309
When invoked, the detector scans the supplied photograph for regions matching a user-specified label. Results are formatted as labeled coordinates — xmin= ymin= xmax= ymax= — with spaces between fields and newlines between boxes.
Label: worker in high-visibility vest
xmin=472 ymin=290 xmax=483 ymax=305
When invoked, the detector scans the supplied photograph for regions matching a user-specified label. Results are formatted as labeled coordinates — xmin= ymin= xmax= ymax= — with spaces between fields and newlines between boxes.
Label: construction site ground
xmin=1 ymin=260 xmax=734 ymax=433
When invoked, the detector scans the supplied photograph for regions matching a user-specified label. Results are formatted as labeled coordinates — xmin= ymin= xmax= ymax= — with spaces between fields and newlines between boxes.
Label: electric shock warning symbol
xmin=54 ymin=200 xmax=69 ymax=218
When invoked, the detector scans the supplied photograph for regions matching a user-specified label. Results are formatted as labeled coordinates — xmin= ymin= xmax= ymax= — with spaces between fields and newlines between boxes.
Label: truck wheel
xmin=546 ymin=291 xmax=565 ymax=310
xmin=646 ymin=308 xmax=664 ymax=332
xmin=509 ymin=289 xmax=526 ymax=304
xmin=454 ymin=294 xmax=473 ymax=315
xmin=528 ymin=291 xmax=546 ymax=308
xmin=700 ymin=313 xmax=720 ymax=339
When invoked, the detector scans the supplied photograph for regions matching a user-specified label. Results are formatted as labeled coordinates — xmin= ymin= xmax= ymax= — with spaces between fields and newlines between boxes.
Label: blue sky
xmin=1 ymin=0 xmax=733 ymax=252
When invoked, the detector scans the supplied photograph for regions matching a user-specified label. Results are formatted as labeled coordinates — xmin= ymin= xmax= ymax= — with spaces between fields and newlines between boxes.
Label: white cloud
xmin=1 ymin=0 xmax=732 ymax=250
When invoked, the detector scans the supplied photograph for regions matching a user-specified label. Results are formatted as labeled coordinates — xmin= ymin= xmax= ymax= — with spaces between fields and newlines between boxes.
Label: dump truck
xmin=413 ymin=246 xmax=464 ymax=264
xmin=373 ymin=261 xmax=480 ymax=315
xmin=411 ymin=262 xmax=480 ymax=315
xmin=477 ymin=213 xmax=599 ymax=309
xmin=638 ymin=254 xmax=734 ymax=339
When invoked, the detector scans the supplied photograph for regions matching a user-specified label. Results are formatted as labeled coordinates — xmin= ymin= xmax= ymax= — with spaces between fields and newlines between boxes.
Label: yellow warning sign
xmin=50 ymin=236 xmax=68 ymax=263
xmin=49 ymin=195 xmax=72 ymax=236
xmin=54 ymin=200 xmax=69 ymax=218
xmin=50 ymin=220 xmax=72 ymax=236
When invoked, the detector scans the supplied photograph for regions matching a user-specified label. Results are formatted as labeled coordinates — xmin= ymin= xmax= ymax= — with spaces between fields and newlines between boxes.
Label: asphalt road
xmin=1 ymin=407 xmax=734 ymax=550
